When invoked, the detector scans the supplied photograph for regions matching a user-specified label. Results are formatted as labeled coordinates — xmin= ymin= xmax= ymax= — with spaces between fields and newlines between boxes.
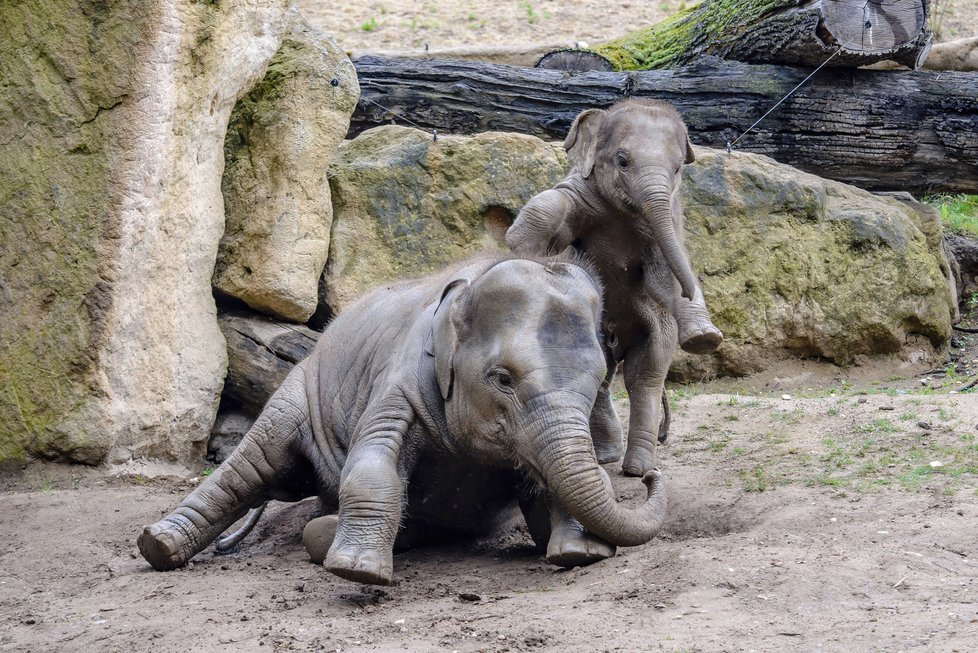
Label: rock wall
xmin=214 ymin=19 xmax=359 ymax=322
xmin=323 ymin=126 xmax=568 ymax=313
xmin=0 ymin=1 xmax=354 ymax=469
xmin=673 ymin=147 xmax=957 ymax=379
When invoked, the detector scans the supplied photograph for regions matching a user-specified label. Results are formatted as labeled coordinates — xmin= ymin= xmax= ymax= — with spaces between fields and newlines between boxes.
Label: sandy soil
xmin=295 ymin=0 xmax=978 ymax=53
xmin=2 ymin=4 xmax=976 ymax=651
xmin=2 ymin=315 xmax=977 ymax=652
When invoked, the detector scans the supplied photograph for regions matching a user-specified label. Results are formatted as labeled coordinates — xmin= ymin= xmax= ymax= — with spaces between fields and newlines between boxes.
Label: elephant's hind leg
xmin=139 ymin=375 xmax=310 ymax=571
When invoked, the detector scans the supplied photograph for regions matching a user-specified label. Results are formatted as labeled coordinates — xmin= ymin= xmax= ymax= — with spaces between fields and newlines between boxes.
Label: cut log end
xmin=536 ymin=49 xmax=615 ymax=72
xmin=823 ymin=0 xmax=926 ymax=53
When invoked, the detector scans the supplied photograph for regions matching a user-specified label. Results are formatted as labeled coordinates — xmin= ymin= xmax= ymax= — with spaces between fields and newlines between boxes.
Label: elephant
xmin=506 ymin=99 xmax=722 ymax=477
xmin=137 ymin=254 xmax=668 ymax=586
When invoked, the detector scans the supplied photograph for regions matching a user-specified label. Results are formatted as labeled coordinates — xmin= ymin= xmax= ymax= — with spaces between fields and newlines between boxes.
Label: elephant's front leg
xmin=621 ymin=326 xmax=676 ymax=476
xmin=324 ymin=404 xmax=413 ymax=586
xmin=676 ymin=285 xmax=723 ymax=355
xmin=519 ymin=488 xmax=616 ymax=568
xmin=138 ymin=374 xmax=309 ymax=570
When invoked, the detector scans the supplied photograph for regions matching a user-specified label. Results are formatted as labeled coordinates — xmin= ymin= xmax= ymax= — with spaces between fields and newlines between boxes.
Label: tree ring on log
xmin=822 ymin=0 xmax=925 ymax=53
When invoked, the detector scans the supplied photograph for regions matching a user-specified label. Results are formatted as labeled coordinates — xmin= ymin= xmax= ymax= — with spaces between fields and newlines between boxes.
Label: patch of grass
xmin=738 ymin=467 xmax=768 ymax=492
xmin=707 ymin=431 xmax=733 ymax=452
xmin=937 ymin=407 xmax=954 ymax=422
xmin=854 ymin=418 xmax=900 ymax=434
xmin=517 ymin=1 xmax=550 ymax=24
xmin=898 ymin=411 xmax=917 ymax=421
xmin=669 ymin=386 xmax=699 ymax=401
xmin=361 ymin=16 xmax=379 ymax=32
xmin=925 ymin=194 xmax=978 ymax=237
xmin=772 ymin=409 xmax=804 ymax=425
xmin=203 ymin=467 xmax=215 ymax=477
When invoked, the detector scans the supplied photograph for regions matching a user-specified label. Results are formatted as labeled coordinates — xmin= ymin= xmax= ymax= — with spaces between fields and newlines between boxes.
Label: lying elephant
xmin=138 ymin=254 xmax=667 ymax=585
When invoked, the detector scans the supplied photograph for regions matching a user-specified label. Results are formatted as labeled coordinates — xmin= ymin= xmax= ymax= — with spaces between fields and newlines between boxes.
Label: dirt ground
xmin=295 ymin=0 xmax=978 ymax=53
xmin=2 ymin=309 xmax=977 ymax=652
xmin=3 ymin=3 xmax=977 ymax=652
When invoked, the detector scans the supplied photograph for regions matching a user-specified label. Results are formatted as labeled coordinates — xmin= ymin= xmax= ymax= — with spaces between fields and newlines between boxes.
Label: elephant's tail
xmin=215 ymin=502 xmax=268 ymax=551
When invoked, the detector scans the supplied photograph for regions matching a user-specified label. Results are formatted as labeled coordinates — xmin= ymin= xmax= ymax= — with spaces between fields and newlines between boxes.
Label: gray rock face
xmin=214 ymin=17 xmax=359 ymax=322
xmin=322 ymin=126 xmax=568 ymax=313
xmin=672 ymin=147 xmax=957 ymax=379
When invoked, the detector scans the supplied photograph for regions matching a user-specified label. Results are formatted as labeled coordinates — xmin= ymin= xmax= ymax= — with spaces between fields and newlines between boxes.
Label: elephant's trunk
xmin=637 ymin=168 xmax=697 ymax=300
xmin=523 ymin=395 xmax=667 ymax=547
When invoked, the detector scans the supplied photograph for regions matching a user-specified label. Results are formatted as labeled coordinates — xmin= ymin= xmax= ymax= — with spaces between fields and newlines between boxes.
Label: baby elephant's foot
xmin=622 ymin=445 xmax=657 ymax=477
xmin=324 ymin=543 xmax=394 ymax=586
xmin=138 ymin=514 xmax=197 ymax=571
xmin=303 ymin=515 xmax=339 ymax=565
xmin=546 ymin=520 xmax=615 ymax=568
xmin=678 ymin=322 xmax=723 ymax=356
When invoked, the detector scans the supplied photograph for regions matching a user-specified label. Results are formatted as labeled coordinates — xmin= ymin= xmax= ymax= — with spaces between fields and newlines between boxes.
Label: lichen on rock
xmin=322 ymin=126 xmax=568 ymax=314
xmin=673 ymin=146 xmax=956 ymax=379
xmin=214 ymin=13 xmax=359 ymax=323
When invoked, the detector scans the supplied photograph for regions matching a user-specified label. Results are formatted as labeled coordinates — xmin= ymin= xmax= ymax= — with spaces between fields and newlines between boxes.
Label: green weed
xmin=361 ymin=17 xmax=379 ymax=32
xmin=925 ymin=194 xmax=978 ymax=238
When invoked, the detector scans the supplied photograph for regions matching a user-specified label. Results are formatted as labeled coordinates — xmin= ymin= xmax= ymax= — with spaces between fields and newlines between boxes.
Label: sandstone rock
xmin=214 ymin=17 xmax=359 ymax=322
xmin=672 ymin=147 xmax=957 ymax=379
xmin=322 ymin=126 xmax=567 ymax=313
xmin=0 ymin=1 xmax=298 ymax=467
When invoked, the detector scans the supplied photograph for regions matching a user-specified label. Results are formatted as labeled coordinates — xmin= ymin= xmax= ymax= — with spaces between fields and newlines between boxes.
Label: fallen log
xmin=219 ymin=309 xmax=319 ymax=415
xmin=350 ymin=56 xmax=978 ymax=194
xmin=548 ymin=0 xmax=931 ymax=71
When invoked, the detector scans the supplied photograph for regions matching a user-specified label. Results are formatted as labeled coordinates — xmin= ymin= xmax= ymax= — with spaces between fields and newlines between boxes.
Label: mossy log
xmin=544 ymin=0 xmax=931 ymax=71
xmin=350 ymin=56 xmax=978 ymax=194
xmin=219 ymin=310 xmax=319 ymax=416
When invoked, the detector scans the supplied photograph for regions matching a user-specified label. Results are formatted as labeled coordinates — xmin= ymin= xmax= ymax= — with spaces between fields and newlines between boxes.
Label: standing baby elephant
xmin=138 ymin=254 xmax=668 ymax=585
xmin=506 ymin=99 xmax=722 ymax=476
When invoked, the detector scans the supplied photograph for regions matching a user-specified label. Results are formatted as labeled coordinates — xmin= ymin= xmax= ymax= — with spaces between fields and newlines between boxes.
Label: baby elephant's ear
xmin=427 ymin=278 xmax=471 ymax=401
xmin=684 ymin=133 xmax=696 ymax=165
xmin=564 ymin=108 xmax=607 ymax=179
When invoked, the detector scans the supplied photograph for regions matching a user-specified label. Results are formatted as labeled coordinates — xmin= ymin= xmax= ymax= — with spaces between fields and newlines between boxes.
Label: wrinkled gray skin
xmin=506 ymin=99 xmax=722 ymax=476
xmin=138 ymin=255 xmax=667 ymax=585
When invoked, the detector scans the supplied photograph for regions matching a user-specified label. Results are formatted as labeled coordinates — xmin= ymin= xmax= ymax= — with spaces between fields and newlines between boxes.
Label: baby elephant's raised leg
xmin=676 ymin=285 xmax=723 ymax=355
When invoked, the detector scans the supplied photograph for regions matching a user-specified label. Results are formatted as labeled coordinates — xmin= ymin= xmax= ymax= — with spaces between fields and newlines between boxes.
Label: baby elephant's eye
xmin=615 ymin=152 xmax=630 ymax=170
xmin=490 ymin=368 xmax=515 ymax=391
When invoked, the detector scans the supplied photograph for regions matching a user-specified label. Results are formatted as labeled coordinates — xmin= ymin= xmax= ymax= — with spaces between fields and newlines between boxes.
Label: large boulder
xmin=0 ymin=1 xmax=354 ymax=469
xmin=214 ymin=19 xmax=358 ymax=322
xmin=322 ymin=126 xmax=568 ymax=313
xmin=673 ymin=147 xmax=957 ymax=379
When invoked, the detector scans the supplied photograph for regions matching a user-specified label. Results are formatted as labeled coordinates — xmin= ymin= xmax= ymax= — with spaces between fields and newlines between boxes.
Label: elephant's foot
xmin=545 ymin=520 xmax=615 ymax=568
xmin=138 ymin=514 xmax=199 ymax=571
xmin=622 ymin=445 xmax=658 ymax=477
xmin=302 ymin=515 xmax=339 ymax=565
xmin=324 ymin=543 xmax=394 ymax=586
xmin=678 ymin=320 xmax=723 ymax=356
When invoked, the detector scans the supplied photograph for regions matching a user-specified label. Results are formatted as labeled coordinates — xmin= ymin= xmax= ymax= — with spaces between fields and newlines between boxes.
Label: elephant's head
xmin=428 ymin=258 xmax=666 ymax=547
xmin=565 ymin=99 xmax=698 ymax=300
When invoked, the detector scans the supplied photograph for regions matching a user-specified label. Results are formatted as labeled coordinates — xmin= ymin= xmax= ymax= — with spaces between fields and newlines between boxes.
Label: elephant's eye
xmin=615 ymin=152 xmax=630 ymax=170
xmin=489 ymin=368 xmax=516 ymax=392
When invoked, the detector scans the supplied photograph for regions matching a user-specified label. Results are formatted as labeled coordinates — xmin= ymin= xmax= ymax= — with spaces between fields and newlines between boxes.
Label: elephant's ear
xmin=564 ymin=108 xmax=606 ymax=179
xmin=426 ymin=277 xmax=471 ymax=401
xmin=684 ymin=133 xmax=696 ymax=165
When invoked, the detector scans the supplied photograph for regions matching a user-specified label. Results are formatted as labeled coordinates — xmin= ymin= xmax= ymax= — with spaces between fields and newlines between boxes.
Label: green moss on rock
xmin=675 ymin=147 xmax=955 ymax=379
xmin=0 ymin=1 xmax=143 ymax=465
xmin=324 ymin=126 xmax=568 ymax=312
